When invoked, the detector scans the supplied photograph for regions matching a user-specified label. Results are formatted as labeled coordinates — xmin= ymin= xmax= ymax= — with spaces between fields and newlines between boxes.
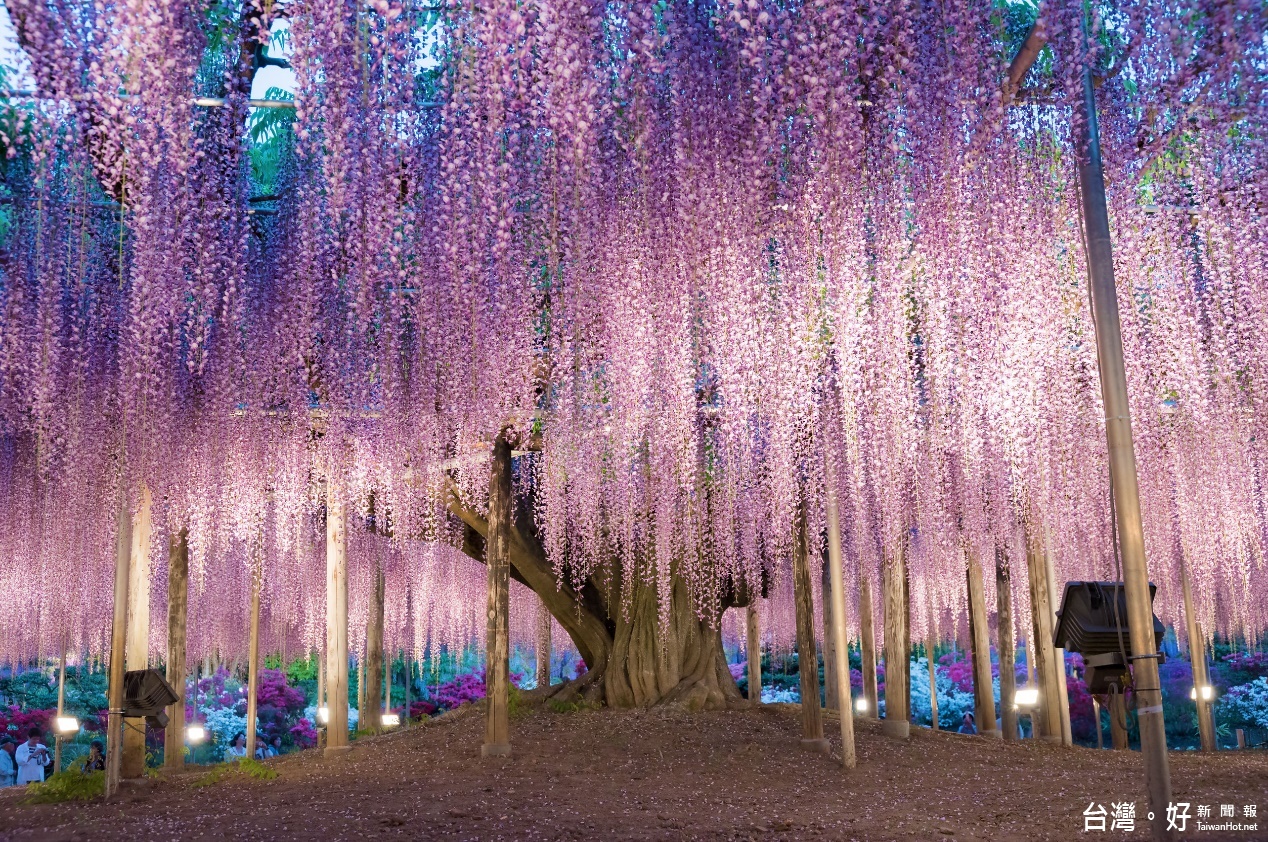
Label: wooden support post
xmin=363 ymin=565 xmax=385 ymax=731
xmin=792 ymin=507 xmax=828 ymax=751
xmin=164 ymin=529 xmax=189 ymax=769
xmin=536 ymin=599 xmax=552 ymax=689
xmin=1236 ymin=729 xmax=1246 ymax=749
xmin=325 ymin=483 xmax=350 ymax=754
xmin=482 ymin=435 xmax=512 ymax=757
xmin=245 ymin=569 xmax=262 ymax=761
xmin=106 ymin=491 xmax=132 ymax=798
xmin=1024 ymin=529 xmax=1062 ymax=742
xmin=1109 ymin=691 xmax=1129 ymax=750
xmin=122 ymin=485 xmax=152 ymax=779
xmin=926 ymin=615 xmax=940 ymax=731
xmin=859 ymin=576 xmax=879 ymax=718
xmin=824 ymin=478 xmax=856 ymax=767
xmin=821 ymin=554 xmax=839 ymax=713
xmin=1180 ymin=556 xmax=1216 ymax=752
xmin=402 ymin=653 xmax=411 ymax=724
xmin=966 ymin=553 xmax=998 ymax=738
xmin=882 ymin=545 xmax=910 ymax=740
xmin=1093 ymin=697 xmax=1104 ymax=749
xmin=1042 ymin=531 xmax=1073 ymax=746
xmin=384 ymin=651 xmax=391 ymax=718
xmin=996 ymin=549 xmax=1018 ymax=741
xmin=54 ymin=636 xmax=67 ymax=775
xmin=746 ymin=602 xmax=762 ymax=703
xmin=357 ymin=659 xmax=365 ymax=721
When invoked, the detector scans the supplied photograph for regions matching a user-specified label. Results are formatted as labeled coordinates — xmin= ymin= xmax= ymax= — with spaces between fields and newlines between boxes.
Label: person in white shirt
xmin=0 ymin=737 xmax=17 ymax=786
xmin=15 ymin=729 xmax=50 ymax=784
xmin=225 ymin=732 xmax=247 ymax=760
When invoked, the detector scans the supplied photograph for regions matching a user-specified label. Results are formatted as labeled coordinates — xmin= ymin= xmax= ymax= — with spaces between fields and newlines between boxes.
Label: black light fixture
xmin=1053 ymin=581 xmax=1166 ymax=694
xmin=123 ymin=669 xmax=180 ymax=730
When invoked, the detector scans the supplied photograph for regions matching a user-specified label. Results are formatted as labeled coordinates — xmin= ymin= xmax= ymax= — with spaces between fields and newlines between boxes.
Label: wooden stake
xmin=821 ymin=554 xmax=839 ymax=713
xmin=1024 ymin=528 xmax=1062 ymax=742
xmin=792 ymin=506 xmax=828 ymax=751
xmin=122 ymin=485 xmax=152 ymax=779
xmin=926 ymin=607 xmax=939 ymax=731
xmin=54 ymin=635 xmax=67 ymax=775
xmin=859 ymin=576 xmax=878 ymax=718
xmin=481 ymin=434 xmax=512 ymax=757
xmin=325 ymin=483 xmax=350 ymax=754
xmin=966 ymin=552 xmax=998 ymax=738
xmin=824 ymin=479 xmax=856 ymax=767
xmin=1109 ymin=691 xmax=1129 ymax=750
xmin=882 ymin=544 xmax=910 ymax=740
xmin=746 ymin=602 xmax=762 ymax=703
xmin=402 ymin=653 xmax=412 ymax=724
xmin=1093 ymin=696 xmax=1104 ymax=749
xmin=536 ymin=598 xmax=552 ymax=690
xmin=1180 ymin=554 xmax=1215 ymax=752
xmin=363 ymin=565 xmax=385 ymax=731
xmin=164 ymin=529 xmax=189 ymax=769
xmin=106 ymin=491 xmax=132 ymax=798
xmin=996 ymin=549 xmax=1018 ymax=741
xmin=245 ymin=568 xmax=262 ymax=761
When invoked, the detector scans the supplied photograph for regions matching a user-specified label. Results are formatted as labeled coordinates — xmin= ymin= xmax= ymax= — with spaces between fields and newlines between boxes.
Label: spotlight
xmin=186 ymin=724 xmax=207 ymax=744
xmin=1014 ymin=687 xmax=1039 ymax=708
xmin=381 ymin=713 xmax=401 ymax=727
xmin=854 ymin=698 xmax=869 ymax=714
xmin=54 ymin=716 xmax=80 ymax=734
xmin=317 ymin=706 xmax=329 ymax=724
xmin=1190 ymin=685 xmax=1214 ymax=702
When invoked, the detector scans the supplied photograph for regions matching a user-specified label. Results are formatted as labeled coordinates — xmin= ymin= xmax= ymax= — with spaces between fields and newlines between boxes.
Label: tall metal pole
xmin=106 ymin=491 xmax=132 ymax=797
xmin=1077 ymin=56 xmax=1173 ymax=841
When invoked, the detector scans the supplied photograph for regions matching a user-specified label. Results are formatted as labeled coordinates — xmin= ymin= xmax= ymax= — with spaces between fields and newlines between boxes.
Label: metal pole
xmin=1077 ymin=55 xmax=1173 ymax=840
xmin=106 ymin=491 xmax=132 ymax=798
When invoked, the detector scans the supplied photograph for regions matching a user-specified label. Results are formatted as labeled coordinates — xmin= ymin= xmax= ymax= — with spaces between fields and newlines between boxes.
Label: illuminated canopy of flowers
xmin=0 ymin=0 xmax=1263 ymax=664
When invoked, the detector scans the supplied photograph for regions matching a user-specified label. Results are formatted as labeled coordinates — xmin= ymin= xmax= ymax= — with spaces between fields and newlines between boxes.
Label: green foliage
xmin=192 ymin=764 xmax=235 ymax=788
xmin=21 ymin=771 xmax=104 ymax=804
xmin=507 ymin=686 xmax=528 ymax=721
xmin=238 ymin=757 xmax=278 ymax=780
xmin=248 ymin=87 xmax=296 ymax=196
xmin=547 ymin=697 xmax=602 ymax=715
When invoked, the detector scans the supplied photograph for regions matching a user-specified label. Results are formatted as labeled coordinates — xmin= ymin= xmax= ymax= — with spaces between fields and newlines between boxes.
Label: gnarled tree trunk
xmin=446 ymin=468 xmax=748 ymax=711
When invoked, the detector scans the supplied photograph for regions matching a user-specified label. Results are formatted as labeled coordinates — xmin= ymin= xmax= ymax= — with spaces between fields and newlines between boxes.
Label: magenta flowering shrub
xmin=0 ymin=705 xmax=53 ymax=738
xmin=289 ymin=718 xmax=318 ymax=749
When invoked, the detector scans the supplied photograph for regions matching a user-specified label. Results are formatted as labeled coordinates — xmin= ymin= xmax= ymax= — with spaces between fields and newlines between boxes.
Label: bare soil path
xmin=1 ymin=705 xmax=1264 ymax=841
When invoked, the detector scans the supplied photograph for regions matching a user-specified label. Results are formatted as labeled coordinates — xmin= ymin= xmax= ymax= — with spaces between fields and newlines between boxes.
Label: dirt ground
xmin=1 ymin=704 xmax=1265 ymax=841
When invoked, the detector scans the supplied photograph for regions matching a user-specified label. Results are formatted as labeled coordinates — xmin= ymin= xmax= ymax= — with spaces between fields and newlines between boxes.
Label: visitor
xmin=958 ymin=712 xmax=977 ymax=735
xmin=15 ymin=728 xmax=50 ymax=784
xmin=268 ymin=736 xmax=283 ymax=757
xmin=226 ymin=732 xmax=247 ymax=760
xmin=254 ymin=736 xmax=268 ymax=761
xmin=0 ymin=737 xmax=17 ymax=787
xmin=81 ymin=739 xmax=106 ymax=772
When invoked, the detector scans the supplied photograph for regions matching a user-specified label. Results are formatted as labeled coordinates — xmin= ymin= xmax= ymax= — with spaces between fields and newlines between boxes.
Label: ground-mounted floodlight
xmin=122 ymin=668 xmax=180 ymax=729
xmin=1053 ymin=582 xmax=1165 ymax=694
xmin=317 ymin=706 xmax=329 ymax=724
xmin=54 ymin=715 xmax=80 ymax=734
xmin=382 ymin=713 xmax=401 ymax=727
xmin=1014 ymin=687 xmax=1040 ymax=709
xmin=1190 ymin=685 xmax=1214 ymax=702
xmin=186 ymin=724 xmax=207 ymax=744
xmin=854 ymin=697 xmax=869 ymax=714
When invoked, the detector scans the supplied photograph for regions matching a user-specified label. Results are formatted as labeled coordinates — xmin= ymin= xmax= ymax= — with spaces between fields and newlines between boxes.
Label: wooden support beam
xmin=402 ymin=653 xmax=412 ymax=725
xmin=164 ymin=529 xmax=189 ymax=769
xmin=1109 ymin=691 xmax=1129 ymax=750
xmin=363 ymin=566 xmax=385 ymax=731
xmin=824 ymin=479 xmax=857 ymax=767
xmin=792 ymin=507 xmax=828 ymax=751
xmin=822 ymin=553 xmax=839 ymax=713
xmin=746 ymin=602 xmax=762 ymax=703
xmin=859 ymin=576 xmax=879 ymax=718
xmin=966 ymin=552 xmax=998 ymax=738
xmin=481 ymin=435 xmax=512 ymax=758
xmin=1180 ymin=555 xmax=1216 ymax=752
xmin=926 ymin=602 xmax=940 ymax=731
xmin=882 ymin=544 xmax=911 ymax=740
xmin=1024 ymin=530 xmax=1063 ymax=742
xmin=245 ymin=569 xmax=262 ymax=761
xmin=105 ymin=491 xmax=132 ymax=798
xmin=996 ymin=549 xmax=1018 ymax=742
xmin=122 ymin=485 xmax=152 ymax=779
xmin=536 ymin=598 xmax=552 ymax=690
xmin=1042 ymin=533 xmax=1074 ymax=746
xmin=54 ymin=636 xmax=67 ymax=775
xmin=325 ymin=484 xmax=351 ymax=754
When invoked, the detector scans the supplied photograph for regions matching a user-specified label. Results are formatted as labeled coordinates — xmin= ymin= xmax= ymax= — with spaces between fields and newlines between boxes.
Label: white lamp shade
xmin=1014 ymin=687 xmax=1040 ymax=707
xmin=54 ymin=715 xmax=80 ymax=734
xmin=317 ymin=706 xmax=329 ymax=724
xmin=1190 ymin=685 xmax=1214 ymax=702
